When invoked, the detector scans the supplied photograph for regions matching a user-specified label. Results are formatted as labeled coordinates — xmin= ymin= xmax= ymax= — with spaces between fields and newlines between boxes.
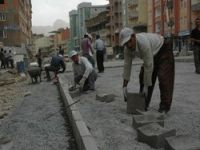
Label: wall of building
xmin=0 ymin=0 xmax=32 ymax=47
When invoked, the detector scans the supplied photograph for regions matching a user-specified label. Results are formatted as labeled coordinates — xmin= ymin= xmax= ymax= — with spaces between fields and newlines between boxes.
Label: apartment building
xmin=0 ymin=0 xmax=32 ymax=47
xmin=148 ymin=0 xmax=192 ymax=53
xmin=122 ymin=0 xmax=147 ymax=32
xmin=108 ymin=0 xmax=123 ymax=47
xmin=192 ymin=0 xmax=200 ymax=28
xmin=69 ymin=3 xmax=107 ymax=51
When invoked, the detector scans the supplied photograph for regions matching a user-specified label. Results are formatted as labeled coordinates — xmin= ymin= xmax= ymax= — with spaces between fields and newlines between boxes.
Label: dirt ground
xmin=65 ymin=62 xmax=200 ymax=150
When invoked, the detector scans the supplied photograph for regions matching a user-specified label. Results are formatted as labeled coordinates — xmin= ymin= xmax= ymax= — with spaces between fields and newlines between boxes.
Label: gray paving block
xmin=82 ymin=136 xmax=99 ymax=150
xmin=132 ymin=114 xmax=164 ymax=129
xmin=69 ymin=89 xmax=80 ymax=98
xmin=73 ymin=121 xmax=91 ymax=150
xmin=165 ymin=135 xmax=200 ymax=150
xmin=96 ymin=93 xmax=115 ymax=103
xmin=127 ymin=93 xmax=145 ymax=114
xmin=137 ymin=123 xmax=176 ymax=149
xmin=136 ymin=109 xmax=165 ymax=119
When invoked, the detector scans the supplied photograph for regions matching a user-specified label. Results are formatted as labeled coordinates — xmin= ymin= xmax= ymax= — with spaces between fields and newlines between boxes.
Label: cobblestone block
xmin=136 ymin=109 xmax=165 ymax=119
xmin=132 ymin=114 xmax=164 ymax=129
xmin=96 ymin=93 xmax=115 ymax=103
xmin=127 ymin=93 xmax=145 ymax=114
xmin=137 ymin=123 xmax=176 ymax=148
xmin=165 ymin=135 xmax=200 ymax=150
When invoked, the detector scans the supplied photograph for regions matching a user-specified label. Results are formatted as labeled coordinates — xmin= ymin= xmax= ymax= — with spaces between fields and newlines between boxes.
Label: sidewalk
xmin=65 ymin=55 xmax=194 ymax=72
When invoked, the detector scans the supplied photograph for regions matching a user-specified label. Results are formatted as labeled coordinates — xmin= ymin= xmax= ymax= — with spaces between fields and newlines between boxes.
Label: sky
xmin=31 ymin=0 xmax=108 ymax=26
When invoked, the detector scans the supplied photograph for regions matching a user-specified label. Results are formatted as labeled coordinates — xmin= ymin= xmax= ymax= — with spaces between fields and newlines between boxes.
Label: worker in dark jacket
xmin=45 ymin=51 xmax=66 ymax=81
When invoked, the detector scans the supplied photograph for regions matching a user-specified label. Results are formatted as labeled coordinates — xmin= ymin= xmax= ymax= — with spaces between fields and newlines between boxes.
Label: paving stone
xmin=69 ymin=89 xmax=80 ymax=98
xmin=132 ymin=114 xmax=164 ymax=129
xmin=96 ymin=93 xmax=115 ymax=103
xmin=127 ymin=93 xmax=145 ymax=114
xmin=165 ymin=135 xmax=200 ymax=150
xmin=136 ymin=109 xmax=165 ymax=119
xmin=82 ymin=136 xmax=99 ymax=150
xmin=137 ymin=123 xmax=176 ymax=149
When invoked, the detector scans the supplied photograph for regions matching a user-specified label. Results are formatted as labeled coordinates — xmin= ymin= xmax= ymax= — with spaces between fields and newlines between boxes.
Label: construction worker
xmin=70 ymin=50 xmax=97 ymax=92
xmin=45 ymin=50 xmax=65 ymax=81
xmin=190 ymin=17 xmax=200 ymax=74
xmin=80 ymin=33 xmax=95 ymax=68
xmin=120 ymin=27 xmax=175 ymax=113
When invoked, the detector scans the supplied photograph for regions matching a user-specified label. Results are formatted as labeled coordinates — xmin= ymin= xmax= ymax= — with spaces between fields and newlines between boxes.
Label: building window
xmin=0 ymin=12 xmax=7 ymax=21
xmin=0 ymin=29 xmax=7 ymax=38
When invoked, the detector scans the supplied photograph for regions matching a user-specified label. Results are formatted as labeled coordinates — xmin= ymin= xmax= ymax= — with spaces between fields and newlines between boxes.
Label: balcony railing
xmin=192 ymin=3 xmax=200 ymax=11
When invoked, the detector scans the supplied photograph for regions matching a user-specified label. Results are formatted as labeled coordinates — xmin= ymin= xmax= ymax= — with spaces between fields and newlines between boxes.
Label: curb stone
xmin=58 ymin=74 xmax=99 ymax=150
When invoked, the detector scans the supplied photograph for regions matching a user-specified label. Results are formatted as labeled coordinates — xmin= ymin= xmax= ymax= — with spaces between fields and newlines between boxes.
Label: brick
xmin=127 ymin=93 xmax=145 ymax=114
xmin=137 ymin=123 xmax=176 ymax=148
xmin=70 ymin=89 xmax=80 ymax=98
xmin=165 ymin=135 xmax=200 ymax=150
xmin=96 ymin=93 xmax=115 ymax=103
xmin=136 ymin=109 xmax=165 ymax=119
xmin=82 ymin=136 xmax=99 ymax=150
xmin=132 ymin=114 xmax=164 ymax=129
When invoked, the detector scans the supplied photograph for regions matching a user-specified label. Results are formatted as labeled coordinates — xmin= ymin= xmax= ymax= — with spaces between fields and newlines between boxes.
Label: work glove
xmin=79 ymin=77 xmax=86 ymax=91
xmin=123 ymin=87 xmax=128 ymax=102
xmin=143 ymin=86 xmax=148 ymax=98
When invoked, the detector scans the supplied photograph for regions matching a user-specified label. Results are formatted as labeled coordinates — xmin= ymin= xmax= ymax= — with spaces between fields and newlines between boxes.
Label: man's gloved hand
xmin=123 ymin=87 xmax=128 ymax=102
xmin=143 ymin=86 xmax=148 ymax=98
xmin=79 ymin=77 xmax=86 ymax=91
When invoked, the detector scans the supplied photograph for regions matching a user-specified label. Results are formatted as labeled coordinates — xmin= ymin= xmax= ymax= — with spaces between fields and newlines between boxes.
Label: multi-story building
xmin=148 ymin=0 xmax=192 ymax=54
xmin=0 ymin=0 xmax=32 ymax=47
xmin=85 ymin=10 xmax=110 ymax=46
xmin=69 ymin=3 xmax=107 ymax=51
xmin=191 ymin=0 xmax=200 ymax=28
xmin=108 ymin=0 xmax=123 ymax=47
xmin=122 ymin=0 xmax=147 ymax=32
xmin=69 ymin=10 xmax=79 ymax=50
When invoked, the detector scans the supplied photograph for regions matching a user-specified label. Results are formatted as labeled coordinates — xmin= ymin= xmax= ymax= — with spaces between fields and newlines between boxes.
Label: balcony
xmin=192 ymin=3 xmax=200 ymax=11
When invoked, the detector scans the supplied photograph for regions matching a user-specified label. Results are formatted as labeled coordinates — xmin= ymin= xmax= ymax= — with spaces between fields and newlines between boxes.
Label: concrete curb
xmin=58 ymin=74 xmax=99 ymax=150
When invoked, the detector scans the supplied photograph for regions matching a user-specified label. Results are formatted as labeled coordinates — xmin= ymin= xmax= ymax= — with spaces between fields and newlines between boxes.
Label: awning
xmin=178 ymin=30 xmax=190 ymax=36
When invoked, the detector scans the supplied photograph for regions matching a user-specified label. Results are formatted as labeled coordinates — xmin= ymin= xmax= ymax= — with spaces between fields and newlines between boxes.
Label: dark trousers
xmin=83 ymin=54 xmax=95 ymax=68
xmin=37 ymin=58 xmax=42 ymax=69
xmin=96 ymin=51 xmax=104 ymax=72
xmin=0 ymin=58 xmax=6 ymax=69
xmin=45 ymin=66 xmax=59 ymax=80
xmin=139 ymin=40 xmax=175 ymax=111
xmin=193 ymin=45 xmax=200 ymax=73
xmin=74 ymin=70 xmax=97 ymax=91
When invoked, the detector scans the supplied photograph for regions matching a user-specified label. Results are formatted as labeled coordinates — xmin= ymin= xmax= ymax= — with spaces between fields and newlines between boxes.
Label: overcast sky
xmin=31 ymin=0 xmax=108 ymax=26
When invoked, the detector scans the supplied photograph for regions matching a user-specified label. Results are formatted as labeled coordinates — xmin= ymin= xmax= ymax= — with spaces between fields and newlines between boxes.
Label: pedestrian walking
xmin=44 ymin=50 xmax=66 ymax=81
xmin=120 ymin=27 xmax=175 ymax=114
xmin=0 ymin=48 xmax=6 ymax=69
xmin=36 ymin=49 xmax=42 ymax=69
xmin=80 ymin=33 xmax=95 ymax=67
xmin=94 ymin=35 xmax=105 ymax=73
xmin=70 ymin=50 xmax=97 ymax=92
xmin=190 ymin=17 xmax=200 ymax=74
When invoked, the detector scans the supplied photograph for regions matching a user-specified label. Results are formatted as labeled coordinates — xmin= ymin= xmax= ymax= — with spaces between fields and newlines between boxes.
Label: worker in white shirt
xmin=120 ymin=27 xmax=175 ymax=114
xmin=70 ymin=50 xmax=97 ymax=92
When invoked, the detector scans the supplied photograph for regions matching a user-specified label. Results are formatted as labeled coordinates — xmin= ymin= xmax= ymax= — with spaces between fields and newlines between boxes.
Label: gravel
xmin=0 ymin=81 xmax=77 ymax=150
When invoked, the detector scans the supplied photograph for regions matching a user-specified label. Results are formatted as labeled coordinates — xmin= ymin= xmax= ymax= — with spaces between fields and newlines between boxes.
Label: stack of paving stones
xmin=128 ymin=93 xmax=200 ymax=150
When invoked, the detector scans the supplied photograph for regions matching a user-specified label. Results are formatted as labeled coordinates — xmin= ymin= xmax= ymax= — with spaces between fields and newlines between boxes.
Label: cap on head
xmin=119 ymin=27 xmax=135 ymax=46
xmin=69 ymin=50 xmax=78 ymax=58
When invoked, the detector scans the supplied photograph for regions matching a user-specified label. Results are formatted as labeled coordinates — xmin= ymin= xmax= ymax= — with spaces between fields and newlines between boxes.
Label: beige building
xmin=123 ymin=0 xmax=147 ymax=32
